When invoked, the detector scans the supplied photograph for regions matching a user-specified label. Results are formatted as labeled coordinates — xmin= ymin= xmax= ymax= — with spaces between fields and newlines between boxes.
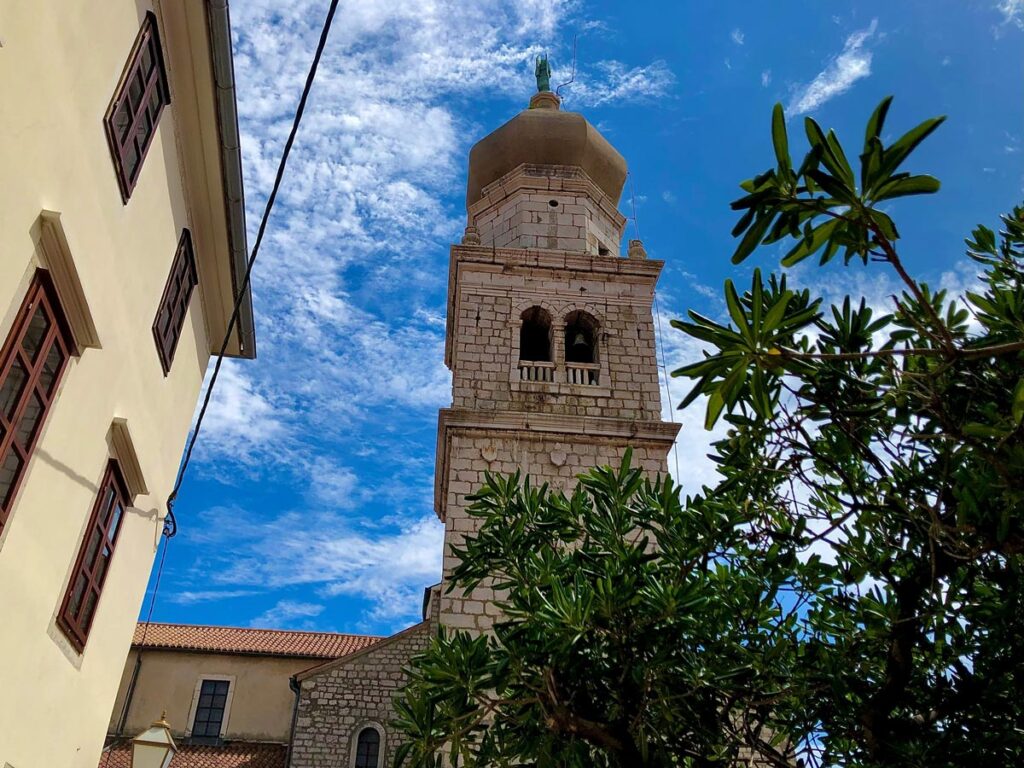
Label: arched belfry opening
xmin=519 ymin=307 xmax=552 ymax=362
xmin=564 ymin=310 xmax=598 ymax=364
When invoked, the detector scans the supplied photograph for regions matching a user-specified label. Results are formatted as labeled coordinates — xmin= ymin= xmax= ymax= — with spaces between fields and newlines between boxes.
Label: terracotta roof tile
xmin=99 ymin=742 xmax=288 ymax=768
xmin=132 ymin=622 xmax=380 ymax=659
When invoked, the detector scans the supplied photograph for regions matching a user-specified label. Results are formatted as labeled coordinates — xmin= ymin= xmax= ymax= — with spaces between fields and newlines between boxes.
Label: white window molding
xmin=184 ymin=674 xmax=236 ymax=739
xmin=350 ymin=721 xmax=386 ymax=768
xmin=34 ymin=210 xmax=101 ymax=352
xmin=107 ymin=418 xmax=149 ymax=500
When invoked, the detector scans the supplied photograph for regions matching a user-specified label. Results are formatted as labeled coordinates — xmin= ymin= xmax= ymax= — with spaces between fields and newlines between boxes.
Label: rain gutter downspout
xmin=115 ymin=651 xmax=143 ymax=737
xmin=286 ymin=675 xmax=301 ymax=767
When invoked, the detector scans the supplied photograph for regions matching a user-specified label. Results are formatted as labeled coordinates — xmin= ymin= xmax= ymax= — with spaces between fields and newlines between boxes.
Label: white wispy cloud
xmin=203 ymin=507 xmax=443 ymax=630
xmin=250 ymin=599 xmax=325 ymax=628
xmin=654 ymin=245 xmax=988 ymax=498
xmin=195 ymin=362 xmax=287 ymax=465
xmin=193 ymin=0 xmax=676 ymax=471
xmin=997 ymin=0 xmax=1024 ymax=29
xmin=788 ymin=19 xmax=878 ymax=114
xmin=173 ymin=0 xmax=677 ymax=631
xmin=169 ymin=589 xmax=259 ymax=605
xmin=761 ymin=69 xmax=772 ymax=87
xmin=308 ymin=457 xmax=361 ymax=508
xmin=731 ymin=28 xmax=745 ymax=45
xmin=652 ymin=294 xmax=730 ymax=496
xmin=564 ymin=59 xmax=675 ymax=107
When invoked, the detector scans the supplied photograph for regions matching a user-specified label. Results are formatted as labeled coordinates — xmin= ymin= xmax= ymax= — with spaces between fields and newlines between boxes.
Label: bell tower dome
xmin=464 ymin=90 xmax=628 ymax=256
xmin=435 ymin=76 xmax=680 ymax=632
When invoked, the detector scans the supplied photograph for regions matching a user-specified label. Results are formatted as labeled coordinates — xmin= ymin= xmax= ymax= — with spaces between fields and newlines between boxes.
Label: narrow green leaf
xmin=860 ymin=137 xmax=884 ymax=193
xmin=732 ymin=212 xmax=774 ymax=264
xmin=1013 ymin=378 xmax=1024 ymax=425
xmin=781 ymin=218 xmax=841 ymax=266
xmin=806 ymin=169 xmax=853 ymax=203
xmin=870 ymin=210 xmax=900 ymax=242
xmin=825 ymin=129 xmax=855 ymax=189
xmin=796 ymin=143 xmax=824 ymax=180
xmin=863 ymin=96 xmax=894 ymax=152
xmin=720 ymin=360 xmax=749 ymax=402
xmin=771 ymin=103 xmax=790 ymax=173
xmin=806 ymin=118 xmax=853 ymax=187
xmin=872 ymin=115 xmax=947 ymax=193
xmin=873 ymin=174 xmax=941 ymax=201
xmin=704 ymin=389 xmax=726 ymax=430
xmin=751 ymin=268 xmax=764 ymax=333
xmin=731 ymin=206 xmax=756 ymax=237
xmin=724 ymin=279 xmax=753 ymax=344
xmin=762 ymin=291 xmax=794 ymax=331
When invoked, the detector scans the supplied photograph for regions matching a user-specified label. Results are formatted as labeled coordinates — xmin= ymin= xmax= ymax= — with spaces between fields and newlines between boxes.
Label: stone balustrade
xmin=565 ymin=362 xmax=600 ymax=385
xmin=518 ymin=360 xmax=555 ymax=382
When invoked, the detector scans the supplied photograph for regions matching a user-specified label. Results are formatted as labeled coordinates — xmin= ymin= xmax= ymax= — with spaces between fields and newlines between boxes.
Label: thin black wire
xmin=653 ymin=290 xmax=683 ymax=482
xmin=136 ymin=0 xmax=341 ymax=651
xmin=628 ymin=171 xmax=682 ymax=481
xmin=163 ymin=0 xmax=342 ymax=535
xmin=139 ymin=530 xmax=171 ymax=646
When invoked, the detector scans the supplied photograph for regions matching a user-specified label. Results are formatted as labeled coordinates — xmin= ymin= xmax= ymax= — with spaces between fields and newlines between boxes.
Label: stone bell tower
xmin=434 ymin=73 xmax=681 ymax=631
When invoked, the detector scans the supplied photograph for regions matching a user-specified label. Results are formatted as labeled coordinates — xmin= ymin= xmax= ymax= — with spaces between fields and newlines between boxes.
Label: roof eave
xmin=205 ymin=0 xmax=256 ymax=360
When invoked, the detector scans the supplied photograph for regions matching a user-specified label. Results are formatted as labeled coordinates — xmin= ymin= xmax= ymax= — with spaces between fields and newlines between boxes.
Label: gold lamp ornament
xmin=131 ymin=712 xmax=177 ymax=768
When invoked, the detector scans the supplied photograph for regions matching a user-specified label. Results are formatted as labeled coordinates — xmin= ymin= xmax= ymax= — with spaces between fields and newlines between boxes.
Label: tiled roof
xmin=99 ymin=742 xmax=288 ymax=768
xmin=132 ymin=622 xmax=380 ymax=659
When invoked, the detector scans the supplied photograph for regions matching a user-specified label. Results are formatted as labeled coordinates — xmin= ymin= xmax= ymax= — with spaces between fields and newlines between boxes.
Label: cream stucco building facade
xmin=98 ymin=623 xmax=380 ymax=767
xmin=0 ymin=2 xmax=254 ymax=767
xmin=286 ymin=88 xmax=678 ymax=767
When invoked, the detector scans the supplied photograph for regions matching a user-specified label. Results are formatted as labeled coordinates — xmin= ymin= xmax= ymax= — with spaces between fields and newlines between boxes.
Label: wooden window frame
xmin=57 ymin=460 xmax=131 ymax=652
xmin=187 ymin=676 xmax=235 ymax=744
xmin=152 ymin=230 xmax=198 ymax=375
xmin=103 ymin=12 xmax=170 ymax=202
xmin=0 ymin=270 xmax=75 ymax=534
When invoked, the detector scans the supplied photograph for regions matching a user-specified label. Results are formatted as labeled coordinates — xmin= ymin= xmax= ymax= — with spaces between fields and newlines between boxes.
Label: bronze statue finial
xmin=535 ymin=54 xmax=552 ymax=92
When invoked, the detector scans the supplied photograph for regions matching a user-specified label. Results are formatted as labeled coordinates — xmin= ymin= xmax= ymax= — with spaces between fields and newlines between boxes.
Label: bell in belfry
xmin=571 ymin=331 xmax=588 ymax=351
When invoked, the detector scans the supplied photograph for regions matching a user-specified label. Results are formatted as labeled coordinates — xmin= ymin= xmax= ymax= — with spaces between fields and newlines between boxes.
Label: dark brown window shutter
xmin=0 ymin=270 xmax=74 ymax=534
xmin=57 ymin=460 xmax=131 ymax=652
xmin=153 ymin=229 xmax=199 ymax=375
xmin=103 ymin=12 xmax=170 ymax=202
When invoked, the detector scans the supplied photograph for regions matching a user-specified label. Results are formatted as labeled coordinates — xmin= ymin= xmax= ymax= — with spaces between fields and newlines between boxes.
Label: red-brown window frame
xmin=0 ymin=270 xmax=75 ymax=535
xmin=103 ymin=12 xmax=170 ymax=202
xmin=153 ymin=229 xmax=198 ymax=375
xmin=57 ymin=460 xmax=131 ymax=653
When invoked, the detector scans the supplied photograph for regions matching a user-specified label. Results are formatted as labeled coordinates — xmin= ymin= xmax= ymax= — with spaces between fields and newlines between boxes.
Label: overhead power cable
xmin=163 ymin=0 xmax=341 ymax=537
xmin=628 ymin=172 xmax=682 ymax=483
xmin=136 ymin=0 xmax=341 ymax=649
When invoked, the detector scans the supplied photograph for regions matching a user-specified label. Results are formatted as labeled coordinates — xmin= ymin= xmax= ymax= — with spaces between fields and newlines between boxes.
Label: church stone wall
xmin=289 ymin=612 xmax=436 ymax=768
xmin=473 ymin=190 xmax=623 ymax=255
xmin=470 ymin=165 xmax=626 ymax=256
xmin=439 ymin=431 xmax=671 ymax=632
xmin=448 ymin=254 xmax=664 ymax=422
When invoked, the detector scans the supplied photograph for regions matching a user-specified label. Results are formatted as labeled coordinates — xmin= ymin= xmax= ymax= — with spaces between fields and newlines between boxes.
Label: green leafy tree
xmin=393 ymin=99 xmax=1024 ymax=767
xmin=394 ymin=461 xmax=804 ymax=767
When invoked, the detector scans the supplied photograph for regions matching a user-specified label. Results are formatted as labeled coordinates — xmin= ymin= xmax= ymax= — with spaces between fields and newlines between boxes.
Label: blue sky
xmin=144 ymin=0 xmax=1023 ymax=635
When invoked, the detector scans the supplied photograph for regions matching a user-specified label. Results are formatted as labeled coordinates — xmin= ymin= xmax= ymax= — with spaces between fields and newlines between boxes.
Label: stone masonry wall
xmin=471 ymin=165 xmax=624 ymax=256
xmin=449 ymin=262 xmax=663 ymax=422
xmin=440 ymin=431 xmax=671 ymax=632
xmin=474 ymin=189 xmax=622 ymax=255
xmin=289 ymin=605 xmax=436 ymax=768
